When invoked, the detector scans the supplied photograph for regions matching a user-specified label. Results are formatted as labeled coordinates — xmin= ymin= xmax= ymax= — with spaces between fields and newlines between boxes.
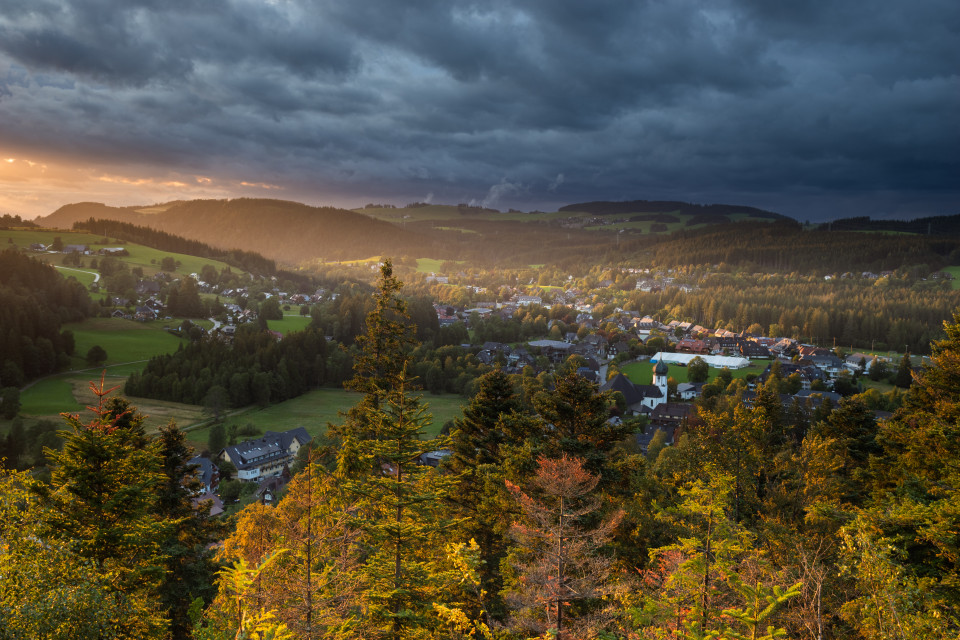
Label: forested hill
xmin=37 ymin=198 xmax=436 ymax=265
xmin=647 ymin=220 xmax=960 ymax=272
xmin=559 ymin=199 xmax=789 ymax=220
xmin=0 ymin=250 xmax=93 ymax=386
xmin=818 ymin=213 xmax=960 ymax=235
xmin=40 ymin=202 xmax=153 ymax=228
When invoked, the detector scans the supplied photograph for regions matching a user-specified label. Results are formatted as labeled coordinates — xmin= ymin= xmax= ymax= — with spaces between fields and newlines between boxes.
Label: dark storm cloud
xmin=0 ymin=0 xmax=956 ymax=218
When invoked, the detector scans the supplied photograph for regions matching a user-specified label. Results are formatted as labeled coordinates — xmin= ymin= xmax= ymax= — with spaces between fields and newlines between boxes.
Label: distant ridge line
xmin=558 ymin=199 xmax=790 ymax=220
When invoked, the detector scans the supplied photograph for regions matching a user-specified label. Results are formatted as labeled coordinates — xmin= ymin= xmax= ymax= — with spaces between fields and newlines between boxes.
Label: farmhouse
xmin=220 ymin=427 xmax=311 ymax=482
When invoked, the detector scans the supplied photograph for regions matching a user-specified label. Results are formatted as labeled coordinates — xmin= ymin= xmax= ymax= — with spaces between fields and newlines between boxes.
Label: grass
xmin=66 ymin=317 xmax=186 ymax=366
xmin=0 ymin=229 xmax=242 ymax=280
xmin=943 ymin=266 xmax=960 ymax=290
xmin=860 ymin=378 xmax=896 ymax=394
xmin=416 ymin=258 xmax=446 ymax=273
xmin=267 ymin=314 xmax=312 ymax=335
xmin=184 ymin=388 xmax=468 ymax=448
xmin=18 ymin=366 xmax=205 ymax=434
xmin=19 ymin=378 xmax=81 ymax=416
xmin=53 ymin=266 xmax=99 ymax=287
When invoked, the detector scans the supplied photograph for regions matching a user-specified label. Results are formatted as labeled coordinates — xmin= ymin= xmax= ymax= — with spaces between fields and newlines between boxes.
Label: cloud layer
xmin=0 ymin=0 xmax=957 ymax=219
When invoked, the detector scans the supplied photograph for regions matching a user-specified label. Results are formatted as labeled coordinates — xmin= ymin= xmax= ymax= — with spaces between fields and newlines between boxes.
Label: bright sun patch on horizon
xmin=0 ymin=155 xmax=246 ymax=218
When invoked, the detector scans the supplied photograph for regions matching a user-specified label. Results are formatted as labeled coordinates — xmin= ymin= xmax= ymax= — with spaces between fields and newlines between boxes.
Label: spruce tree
xmin=894 ymin=351 xmax=913 ymax=388
xmin=36 ymin=377 xmax=171 ymax=637
xmin=503 ymin=455 xmax=624 ymax=639
xmin=155 ymin=421 xmax=222 ymax=640
xmin=334 ymin=260 xmax=461 ymax=639
xmin=447 ymin=368 xmax=537 ymax=621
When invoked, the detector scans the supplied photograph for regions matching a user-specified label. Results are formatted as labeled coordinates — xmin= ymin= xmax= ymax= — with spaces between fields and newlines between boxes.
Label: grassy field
xmin=17 ymin=365 xmax=205 ymax=433
xmin=53 ymin=265 xmax=99 ymax=287
xmin=0 ymin=229 xmax=241 ymax=280
xmin=416 ymin=258 xmax=446 ymax=273
xmin=65 ymin=317 xmax=186 ymax=366
xmin=860 ymin=378 xmax=896 ymax=394
xmin=14 ymin=317 xmax=202 ymax=429
xmin=267 ymin=314 xmax=312 ymax=335
xmin=943 ymin=266 xmax=960 ymax=290
xmin=620 ymin=359 xmax=770 ymax=385
xmin=183 ymin=388 xmax=468 ymax=448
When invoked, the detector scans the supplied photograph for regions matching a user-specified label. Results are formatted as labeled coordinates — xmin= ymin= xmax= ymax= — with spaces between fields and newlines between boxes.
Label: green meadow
xmin=416 ymin=257 xmax=446 ymax=273
xmin=267 ymin=314 xmax=312 ymax=335
xmin=65 ymin=317 xmax=187 ymax=367
xmin=943 ymin=266 xmax=960 ymax=290
xmin=184 ymin=388 xmax=468 ymax=448
xmin=18 ymin=366 xmax=205 ymax=433
xmin=0 ymin=229 xmax=242 ymax=280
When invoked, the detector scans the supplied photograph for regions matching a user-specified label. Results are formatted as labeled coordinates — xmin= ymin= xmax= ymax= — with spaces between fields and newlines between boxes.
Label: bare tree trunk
xmin=701 ymin=510 xmax=714 ymax=632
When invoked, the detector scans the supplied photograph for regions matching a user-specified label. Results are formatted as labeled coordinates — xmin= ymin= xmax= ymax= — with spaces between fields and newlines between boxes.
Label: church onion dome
xmin=654 ymin=360 xmax=669 ymax=375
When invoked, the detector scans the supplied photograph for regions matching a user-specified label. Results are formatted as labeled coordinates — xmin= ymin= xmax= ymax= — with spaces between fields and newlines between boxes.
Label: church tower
xmin=653 ymin=360 xmax=669 ymax=402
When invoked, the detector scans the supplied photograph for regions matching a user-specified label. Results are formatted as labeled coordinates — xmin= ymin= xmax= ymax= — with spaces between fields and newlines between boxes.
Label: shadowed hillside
xmin=559 ymin=199 xmax=790 ymax=220
xmin=37 ymin=198 xmax=436 ymax=265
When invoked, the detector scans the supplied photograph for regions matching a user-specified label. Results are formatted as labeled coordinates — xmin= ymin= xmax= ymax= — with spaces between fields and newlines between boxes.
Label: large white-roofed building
xmin=651 ymin=352 xmax=750 ymax=369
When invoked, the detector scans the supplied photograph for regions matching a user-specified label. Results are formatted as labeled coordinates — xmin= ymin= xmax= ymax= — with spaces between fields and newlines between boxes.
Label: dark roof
xmin=651 ymin=402 xmax=694 ymax=422
xmin=223 ymin=427 xmax=310 ymax=471
xmin=602 ymin=373 xmax=644 ymax=406
xmin=188 ymin=455 xmax=216 ymax=489
xmin=794 ymin=389 xmax=842 ymax=403
xmin=634 ymin=426 xmax=675 ymax=453
xmin=654 ymin=360 xmax=669 ymax=375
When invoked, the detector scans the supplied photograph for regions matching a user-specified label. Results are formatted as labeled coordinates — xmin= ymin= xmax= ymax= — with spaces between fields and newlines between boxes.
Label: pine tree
xmin=333 ymin=260 xmax=461 ymax=639
xmin=0 ymin=468 xmax=146 ymax=639
xmin=447 ymin=368 xmax=531 ymax=620
xmin=35 ymin=376 xmax=171 ymax=637
xmin=894 ymin=351 xmax=913 ymax=388
xmin=155 ymin=420 xmax=222 ymax=640
xmin=531 ymin=368 xmax=630 ymax=486
xmin=332 ymin=259 xmax=413 ymax=442
xmin=839 ymin=311 xmax=960 ymax=637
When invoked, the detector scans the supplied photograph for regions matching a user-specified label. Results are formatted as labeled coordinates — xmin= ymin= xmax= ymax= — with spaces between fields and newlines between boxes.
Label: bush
xmin=85 ymin=345 xmax=107 ymax=366
xmin=0 ymin=387 xmax=20 ymax=419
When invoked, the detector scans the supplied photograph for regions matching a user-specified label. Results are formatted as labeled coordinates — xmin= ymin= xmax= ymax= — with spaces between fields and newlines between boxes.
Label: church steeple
xmin=653 ymin=359 xmax=669 ymax=397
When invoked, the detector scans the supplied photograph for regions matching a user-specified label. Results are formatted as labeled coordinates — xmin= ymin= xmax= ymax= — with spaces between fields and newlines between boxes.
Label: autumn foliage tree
xmin=503 ymin=455 xmax=624 ymax=639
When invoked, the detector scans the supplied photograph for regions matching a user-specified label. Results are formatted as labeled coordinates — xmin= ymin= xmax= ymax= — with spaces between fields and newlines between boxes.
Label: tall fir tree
xmin=35 ymin=377 xmax=171 ymax=637
xmin=155 ymin=420 xmax=222 ymax=640
xmin=447 ymin=368 xmax=541 ymax=621
xmin=839 ymin=312 xmax=960 ymax=637
xmin=334 ymin=260 xmax=462 ymax=639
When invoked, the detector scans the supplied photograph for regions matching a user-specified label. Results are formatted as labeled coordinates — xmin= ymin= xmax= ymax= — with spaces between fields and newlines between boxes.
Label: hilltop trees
xmin=333 ymin=260 xmax=461 ymax=639
xmin=0 ymin=249 xmax=94 ymax=385
xmin=838 ymin=311 xmax=960 ymax=637
xmin=1 ymin=380 xmax=222 ymax=639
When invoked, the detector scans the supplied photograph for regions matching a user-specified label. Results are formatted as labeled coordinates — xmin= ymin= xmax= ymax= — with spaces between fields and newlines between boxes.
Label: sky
xmin=0 ymin=0 xmax=957 ymax=221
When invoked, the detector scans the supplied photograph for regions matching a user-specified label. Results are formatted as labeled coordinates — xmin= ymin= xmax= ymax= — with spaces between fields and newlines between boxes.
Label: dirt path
xmin=19 ymin=360 xmax=150 ymax=392
xmin=54 ymin=265 xmax=101 ymax=283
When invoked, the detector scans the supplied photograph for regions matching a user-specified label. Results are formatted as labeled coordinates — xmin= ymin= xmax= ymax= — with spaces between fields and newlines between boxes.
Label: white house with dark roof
xmin=219 ymin=427 xmax=311 ymax=482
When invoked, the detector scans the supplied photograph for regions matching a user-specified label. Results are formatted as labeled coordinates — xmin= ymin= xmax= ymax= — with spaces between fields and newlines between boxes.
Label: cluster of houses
xmin=30 ymin=242 xmax=129 ymax=256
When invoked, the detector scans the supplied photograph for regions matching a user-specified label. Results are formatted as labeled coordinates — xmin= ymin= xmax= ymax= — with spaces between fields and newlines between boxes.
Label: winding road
xmin=54 ymin=265 xmax=101 ymax=283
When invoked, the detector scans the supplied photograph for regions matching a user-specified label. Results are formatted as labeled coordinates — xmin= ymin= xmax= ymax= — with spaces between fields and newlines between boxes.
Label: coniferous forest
xmin=0 ymin=249 xmax=94 ymax=386
xmin=1 ymin=261 xmax=957 ymax=639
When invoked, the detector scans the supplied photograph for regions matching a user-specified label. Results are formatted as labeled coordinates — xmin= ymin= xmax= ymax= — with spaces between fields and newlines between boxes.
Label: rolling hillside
xmin=37 ymin=198 xmax=437 ymax=265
